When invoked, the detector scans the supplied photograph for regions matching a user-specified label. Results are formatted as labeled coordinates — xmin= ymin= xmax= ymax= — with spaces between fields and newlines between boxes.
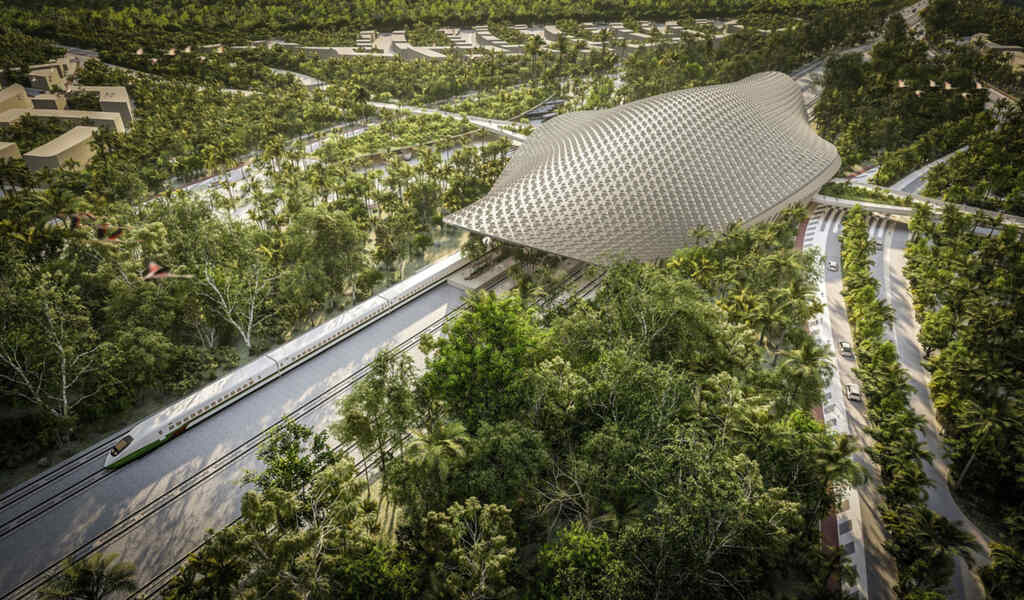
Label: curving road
xmin=882 ymin=225 xmax=991 ymax=599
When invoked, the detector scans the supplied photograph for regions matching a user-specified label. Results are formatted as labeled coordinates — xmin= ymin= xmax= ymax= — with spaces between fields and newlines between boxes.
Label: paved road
xmin=882 ymin=227 xmax=990 ymax=599
xmin=816 ymin=207 xmax=899 ymax=600
xmin=815 ymin=205 xmax=989 ymax=600
xmin=0 ymin=284 xmax=466 ymax=598
xmin=889 ymin=146 xmax=967 ymax=193
xmin=368 ymin=102 xmax=528 ymax=143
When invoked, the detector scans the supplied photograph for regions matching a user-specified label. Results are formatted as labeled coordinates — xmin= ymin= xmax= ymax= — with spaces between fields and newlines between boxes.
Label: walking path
xmin=888 ymin=146 xmax=968 ymax=193
xmin=368 ymin=101 xmax=528 ymax=143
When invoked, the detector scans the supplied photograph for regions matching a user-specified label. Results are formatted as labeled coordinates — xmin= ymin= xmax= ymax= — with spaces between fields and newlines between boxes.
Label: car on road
xmin=828 ymin=260 xmax=839 ymax=272
xmin=839 ymin=340 xmax=854 ymax=358
xmin=844 ymin=383 xmax=863 ymax=402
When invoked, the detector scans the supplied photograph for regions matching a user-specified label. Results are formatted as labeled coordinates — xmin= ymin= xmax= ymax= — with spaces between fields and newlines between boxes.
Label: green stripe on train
xmin=105 ymin=437 xmax=166 ymax=469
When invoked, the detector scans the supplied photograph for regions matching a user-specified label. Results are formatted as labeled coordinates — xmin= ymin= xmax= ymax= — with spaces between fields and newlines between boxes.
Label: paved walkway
xmin=368 ymin=101 xmax=528 ymax=143
xmin=889 ymin=146 xmax=968 ymax=193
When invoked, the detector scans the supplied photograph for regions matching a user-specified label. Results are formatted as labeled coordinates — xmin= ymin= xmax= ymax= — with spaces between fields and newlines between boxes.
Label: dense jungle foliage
xmin=815 ymin=16 xmax=994 ymax=167
xmin=0 ymin=65 xmax=510 ymax=467
xmin=904 ymin=203 xmax=1024 ymax=598
xmin=922 ymin=105 xmax=1024 ymax=215
xmin=162 ymin=211 xmax=865 ymax=600
xmin=923 ymin=0 xmax=1024 ymax=46
xmin=2 ymin=0 xmax=899 ymax=54
xmin=1 ymin=0 xmax=901 ymax=475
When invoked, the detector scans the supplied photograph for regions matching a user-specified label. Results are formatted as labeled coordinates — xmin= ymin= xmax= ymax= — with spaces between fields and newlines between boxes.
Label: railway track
xmin=131 ymin=268 xmax=607 ymax=599
xmin=7 ymin=265 xmax=604 ymax=599
xmin=1 ymin=272 xmax=511 ymax=600
xmin=0 ymin=428 xmax=130 ymax=535
xmin=2 ymin=296 xmax=474 ymax=599
xmin=0 ymin=253 xmax=478 ymax=547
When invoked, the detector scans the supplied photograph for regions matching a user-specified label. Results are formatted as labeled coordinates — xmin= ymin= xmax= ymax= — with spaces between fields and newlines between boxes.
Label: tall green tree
xmin=331 ymin=348 xmax=417 ymax=478
xmin=421 ymin=497 xmax=517 ymax=600
xmin=39 ymin=553 xmax=137 ymax=600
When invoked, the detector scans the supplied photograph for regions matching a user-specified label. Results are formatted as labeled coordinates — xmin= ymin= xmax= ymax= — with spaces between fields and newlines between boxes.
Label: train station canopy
xmin=444 ymin=71 xmax=841 ymax=264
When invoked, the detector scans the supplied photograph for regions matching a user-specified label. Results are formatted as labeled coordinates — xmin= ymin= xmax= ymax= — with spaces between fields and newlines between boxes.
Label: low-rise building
xmin=966 ymin=33 xmax=1024 ymax=71
xmin=0 ymin=84 xmax=32 ymax=112
xmin=0 ymin=141 xmax=20 ymax=160
xmin=0 ymin=108 xmax=125 ymax=132
xmin=29 ymin=67 xmax=63 ymax=91
xmin=0 ymin=108 xmax=30 ymax=126
xmin=31 ymin=93 xmax=67 ymax=110
xmin=393 ymin=43 xmax=447 ymax=60
xmin=28 ymin=53 xmax=81 ymax=80
xmin=299 ymin=47 xmax=341 ymax=59
xmin=23 ymin=125 xmax=98 ymax=171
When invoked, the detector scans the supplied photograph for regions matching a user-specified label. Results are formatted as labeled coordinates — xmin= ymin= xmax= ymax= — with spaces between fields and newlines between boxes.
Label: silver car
xmin=828 ymin=260 xmax=839 ymax=272
xmin=839 ymin=341 xmax=854 ymax=358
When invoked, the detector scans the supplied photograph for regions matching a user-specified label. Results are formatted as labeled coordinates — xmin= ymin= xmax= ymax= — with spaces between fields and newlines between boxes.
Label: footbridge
xmin=368 ymin=101 xmax=528 ymax=144
xmin=814 ymin=190 xmax=1024 ymax=228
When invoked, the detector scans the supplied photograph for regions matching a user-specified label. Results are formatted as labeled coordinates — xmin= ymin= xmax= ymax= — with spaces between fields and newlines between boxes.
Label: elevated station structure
xmin=444 ymin=72 xmax=840 ymax=264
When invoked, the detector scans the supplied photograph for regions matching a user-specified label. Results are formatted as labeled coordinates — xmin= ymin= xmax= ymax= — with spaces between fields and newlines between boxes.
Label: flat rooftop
xmin=24 ymin=125 xmax=98 ymax=158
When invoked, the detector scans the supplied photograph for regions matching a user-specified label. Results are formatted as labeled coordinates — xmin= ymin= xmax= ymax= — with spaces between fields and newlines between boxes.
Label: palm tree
xmin=816 ymin=434 xmax=865 ymax=501
xmin=39 ymin=553 xmax=137 ymax=600
xmin=777 ymin=339 xmax=833 ymax=410
xmin=918 ymin=508 xmax=982 ymax=570
xmin=980 ymin=543 xmax=1024 ymax=600
xmin=953 ymin=397 xmax=1022 ymax=489
xmin=396 ymin=420 xmax=470 ymax=519
xmin=405 ymin=420 xmax=470 ymax=484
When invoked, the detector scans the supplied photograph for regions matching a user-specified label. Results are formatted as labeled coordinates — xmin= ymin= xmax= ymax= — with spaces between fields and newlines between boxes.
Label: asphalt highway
xmin=818 ymin=207 xmax=899 ymax=600
xmin=883 ymin=227 xmax=990 ymax=599
xmin=817 ymin=206 xmax=989 ymax=600
xmin=0 ymin=284 xmax=466 ymax=599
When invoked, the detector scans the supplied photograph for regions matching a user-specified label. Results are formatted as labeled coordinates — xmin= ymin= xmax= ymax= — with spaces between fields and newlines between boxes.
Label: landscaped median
xmin=839 ymin=205 xmax=978 ymax=597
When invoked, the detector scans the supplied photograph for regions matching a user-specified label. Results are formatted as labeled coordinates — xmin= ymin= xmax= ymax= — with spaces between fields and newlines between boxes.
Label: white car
xmin=844 ymin=383 xmax=863 ymax=402
xmin=828 ymin=260 xmax=839 ymax=272
xmin=839 ymin=341 xmax=854 ymax=358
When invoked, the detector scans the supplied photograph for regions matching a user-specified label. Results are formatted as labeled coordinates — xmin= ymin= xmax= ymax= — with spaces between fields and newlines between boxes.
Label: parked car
xmin=828 ymin=260 xmax=839 ymax=272
xmin=839 ymin=340 xmax=854 ymax=358
xmin=844 ymin=383 xmax=863 ymax=402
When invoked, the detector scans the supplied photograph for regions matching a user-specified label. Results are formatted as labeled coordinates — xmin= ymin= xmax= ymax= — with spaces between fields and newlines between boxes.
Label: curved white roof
xmin=444 ymin=72 xmax=840 ymax=264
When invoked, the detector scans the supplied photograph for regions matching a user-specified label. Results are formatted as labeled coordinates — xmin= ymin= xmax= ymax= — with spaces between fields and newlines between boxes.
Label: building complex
xmin=445 ymin=72 xmax=841 ymax=264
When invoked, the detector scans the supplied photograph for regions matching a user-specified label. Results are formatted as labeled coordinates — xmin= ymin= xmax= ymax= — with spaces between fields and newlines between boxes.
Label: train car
xmin=105 ymin=356 xmax=279 ymax=468
xmin=264 ymin=295 xmax=390 ymax=375
xmin=104 ymin=251 xmax=469 ymax=469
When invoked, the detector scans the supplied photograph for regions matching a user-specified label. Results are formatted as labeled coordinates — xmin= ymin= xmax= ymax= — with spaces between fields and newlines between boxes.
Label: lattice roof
xmin=444 ymin=72 xmax=840 ymax=264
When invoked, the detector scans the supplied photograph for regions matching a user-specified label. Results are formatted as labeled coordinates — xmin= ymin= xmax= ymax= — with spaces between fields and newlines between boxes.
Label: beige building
xmin=31 ymin=93 xmax=68 ymax=110
xmin=0 ymin=141 xmax=20 ymax=160
xmin=0 ymin=108 xmax=30 ymax=126
xmin=0 ymin=84 xmax=32 ymax=112
xmin=29 ymin=53 xmax=80 ymax=79
xmin=69 ymin=85 xmax=135 ymax=128
xmin=0 ymin=108 xmax=124 ymax=132
xmin=28 ymin=67 xmax=63 ymax=91
xmin=966 ymin=33 xmax=1024 ymax=71
xmin=26 ymin=53 xmax=82 ymax=91
xmin=23 ymin=126 xmax=98 ymax=171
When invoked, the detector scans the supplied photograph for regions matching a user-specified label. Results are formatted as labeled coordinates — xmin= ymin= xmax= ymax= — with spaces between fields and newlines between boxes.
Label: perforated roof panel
xmin=444 ymin=72 xmax=840 ymax=264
